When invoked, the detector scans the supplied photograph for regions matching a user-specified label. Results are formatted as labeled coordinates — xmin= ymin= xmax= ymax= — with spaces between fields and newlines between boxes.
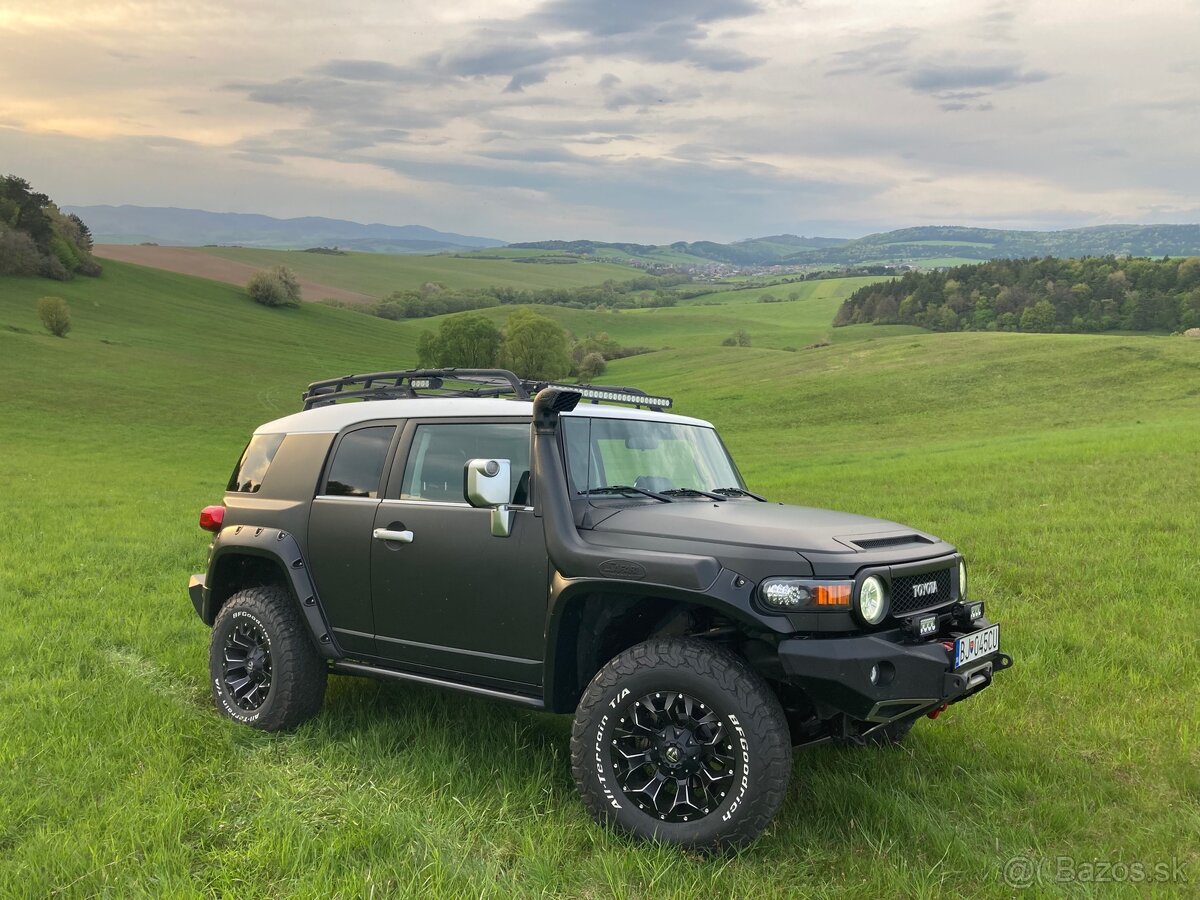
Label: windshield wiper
xmin=660 ymin=487 xmax=728 ymax=501
xmin=578 ymin=485 xmax=673 ymax=502
xmin=712 ymin=487 xmax=767 ymax=502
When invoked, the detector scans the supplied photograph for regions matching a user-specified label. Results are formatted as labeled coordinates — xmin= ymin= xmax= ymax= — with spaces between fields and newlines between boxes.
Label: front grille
xmin=890 ymin=567 xmax=953 ymax=615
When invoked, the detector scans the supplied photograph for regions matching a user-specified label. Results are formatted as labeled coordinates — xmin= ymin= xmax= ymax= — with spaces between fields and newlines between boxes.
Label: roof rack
xmin=301 ymin=368 xmax=673 ymax=411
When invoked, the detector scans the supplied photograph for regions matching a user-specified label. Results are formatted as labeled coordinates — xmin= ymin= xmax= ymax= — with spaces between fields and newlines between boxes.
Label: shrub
xmin=577 ymin=352 xmax=607 ymax=381
xmin=0 ymin=228 xmax=41 ymax=275
xmin=247 ymin=266 xmax=301 ymax=307
xmin=722 ymin=329 xmax=752 ymax=347
xmin=37 ymin=296 xmax=71 ymax=337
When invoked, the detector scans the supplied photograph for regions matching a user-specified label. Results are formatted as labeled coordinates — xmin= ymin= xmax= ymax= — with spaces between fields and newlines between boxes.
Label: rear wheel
xmin=570 ymin=638 xmax=792 ymax=850
xmin=209 ymin=585 xmax=326 ymax=731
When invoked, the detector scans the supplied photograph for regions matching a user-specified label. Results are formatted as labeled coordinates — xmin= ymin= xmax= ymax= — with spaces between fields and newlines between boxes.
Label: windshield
xmin=563 ymin=416 xmax=744 ymax=497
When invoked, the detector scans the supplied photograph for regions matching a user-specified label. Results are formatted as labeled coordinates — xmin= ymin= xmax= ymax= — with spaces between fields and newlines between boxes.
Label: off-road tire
xmin=209 ymin=585 xmax=327 ymax=731
xmin=570 ymin=638 xmax=792 ymax=850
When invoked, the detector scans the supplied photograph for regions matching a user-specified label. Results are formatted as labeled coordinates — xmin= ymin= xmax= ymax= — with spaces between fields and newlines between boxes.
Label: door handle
xmin=373 ymin=528 xmax=414 ymax=544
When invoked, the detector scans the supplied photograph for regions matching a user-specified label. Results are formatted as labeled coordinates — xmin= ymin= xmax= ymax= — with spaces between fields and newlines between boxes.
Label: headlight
xmin=959 ymin=559 xmax=968 ymax=599
xmin=758 ymin=578 xmax=851 ymax=612
xmin=857 ymin=575 xmax=888 ymax=625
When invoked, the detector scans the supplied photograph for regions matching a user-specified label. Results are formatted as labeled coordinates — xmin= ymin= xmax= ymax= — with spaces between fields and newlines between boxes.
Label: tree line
xmin=371 ymin=273 xmax=691 ymax=320
xmin=0 ymin=175 xmax=101 ymax=280
xmin=834 ymin=256 xmax=1200 ymax=333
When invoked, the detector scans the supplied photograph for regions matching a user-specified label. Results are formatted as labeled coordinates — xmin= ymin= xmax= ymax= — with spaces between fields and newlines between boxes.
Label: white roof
xmin=254 ymin=397 xmax=714 ymax=435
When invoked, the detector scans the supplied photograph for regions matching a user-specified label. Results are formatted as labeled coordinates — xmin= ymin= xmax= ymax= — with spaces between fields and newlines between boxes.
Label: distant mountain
xmin=780 ymin=224 xmax=1200 ymax=266
xmin=512 ymin=225 xmax=1200 ymax=269
xmin=65 ymin=205 xmax=505 ymax=252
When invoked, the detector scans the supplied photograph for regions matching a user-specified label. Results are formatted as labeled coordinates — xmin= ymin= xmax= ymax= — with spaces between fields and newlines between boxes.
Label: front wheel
xmin=570 ymin=638 xmax=793 ymax=850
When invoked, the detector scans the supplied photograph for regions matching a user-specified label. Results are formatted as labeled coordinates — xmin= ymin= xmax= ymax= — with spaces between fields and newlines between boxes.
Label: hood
xmin=588 ymin=500 xmax=942 ymax=557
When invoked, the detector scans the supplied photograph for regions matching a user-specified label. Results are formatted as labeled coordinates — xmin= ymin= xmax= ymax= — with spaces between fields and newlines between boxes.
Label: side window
xmin=400 ymin=422 xmax=531 ymax=503
xmin=323 ymin=426 xmax=395 ymax=498
xmin=228 ymin=433 xmax=285 ymax=493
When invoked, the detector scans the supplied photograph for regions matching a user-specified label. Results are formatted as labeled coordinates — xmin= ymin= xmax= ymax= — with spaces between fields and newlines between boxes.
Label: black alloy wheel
xmin=610 ymin=691 xmax=736 ymax=823
xmin=222 ymin=618 xmax=274 ymax=711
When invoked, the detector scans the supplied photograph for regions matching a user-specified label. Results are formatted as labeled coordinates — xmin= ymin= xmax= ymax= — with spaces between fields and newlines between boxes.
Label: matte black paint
xmin=192 ymin=386 xmax=1009 ymax=723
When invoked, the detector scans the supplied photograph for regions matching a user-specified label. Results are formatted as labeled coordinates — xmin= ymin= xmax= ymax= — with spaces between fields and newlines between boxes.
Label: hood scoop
xmin=848 ymin=533 xmax=934 ymax=550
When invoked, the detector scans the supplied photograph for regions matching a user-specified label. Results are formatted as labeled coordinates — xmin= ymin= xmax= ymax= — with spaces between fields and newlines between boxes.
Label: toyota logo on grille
xmin=912 ymin=580 xmax=938 ymax=598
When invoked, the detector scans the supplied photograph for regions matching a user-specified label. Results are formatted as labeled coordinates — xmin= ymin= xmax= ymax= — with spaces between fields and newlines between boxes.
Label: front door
xmin=370 ymin=419 xmax=548 ymax=688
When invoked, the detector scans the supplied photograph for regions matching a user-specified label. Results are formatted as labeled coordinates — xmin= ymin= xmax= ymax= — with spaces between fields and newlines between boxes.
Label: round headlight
xmin=858 ymin=575 xmax=888 ymax=624
xmin=959 ymin=559 xmax=968 ymax=599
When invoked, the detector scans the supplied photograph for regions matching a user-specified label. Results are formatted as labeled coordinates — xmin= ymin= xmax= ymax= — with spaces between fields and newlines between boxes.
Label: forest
xmin=834 ymin=256 xmax=1200 ymax=333
xmin=0 ymin=175 xmax=101 ymax=280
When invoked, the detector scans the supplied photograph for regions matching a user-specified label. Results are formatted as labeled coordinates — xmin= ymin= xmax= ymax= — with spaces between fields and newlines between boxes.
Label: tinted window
xmin=401 ymin=423 xmax=530 ymax=503
xmin=323 ymin=426 xmax=395 ymax=498
xmin=227 ymin=433 xmax=285 ymax=493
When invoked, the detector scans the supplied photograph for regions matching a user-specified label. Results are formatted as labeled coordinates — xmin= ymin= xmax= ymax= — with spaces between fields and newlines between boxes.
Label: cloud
xmin=598 ymin=76 xmax=703 ymax=111
xmin=904 ymin=63 xmax=1050 ymax=94
xmin=826 ymin=31 xmax=918 ymax=77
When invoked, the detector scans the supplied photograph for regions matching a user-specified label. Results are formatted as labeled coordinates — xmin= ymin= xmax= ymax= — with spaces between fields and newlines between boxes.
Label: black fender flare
xmin=203 ymin=526 xmax=341 ymax=659
xmin=541 ymin=568 xmax=791 ymax=712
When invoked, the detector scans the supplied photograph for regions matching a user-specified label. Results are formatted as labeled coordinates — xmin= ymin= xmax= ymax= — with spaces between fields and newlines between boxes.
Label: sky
xmin=2 ymin=0 xmax=1199 ymax=243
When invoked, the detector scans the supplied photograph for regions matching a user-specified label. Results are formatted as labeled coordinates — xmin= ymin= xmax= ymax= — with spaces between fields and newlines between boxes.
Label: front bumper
xmin=778 ymin=617 xmax=1013 ymax=723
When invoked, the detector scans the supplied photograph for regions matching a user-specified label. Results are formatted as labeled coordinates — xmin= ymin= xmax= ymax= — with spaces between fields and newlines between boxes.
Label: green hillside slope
xmin=200 ymin=246 xmax=640 ymax=296
xmin=1 ymin=261 xmax=1196 ymax=896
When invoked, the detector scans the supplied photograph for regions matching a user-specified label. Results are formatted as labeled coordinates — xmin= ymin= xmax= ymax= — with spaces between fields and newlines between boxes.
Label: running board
xmin=331 ymin=660 xmax=546 ymax=710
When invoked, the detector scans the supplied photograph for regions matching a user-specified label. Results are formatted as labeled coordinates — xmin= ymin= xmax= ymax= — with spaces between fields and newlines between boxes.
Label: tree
xmin=577 ymin=352 xmax=607 ymax=381
xmin=501 ymin=309 xmax=570 ymax=379
xmin=1019 ymin=299 xmax=1056 ymax=333
xmin=416 ymin=331 xmax=440 ymax=367
xmin=37 ymin=296 xmax=71 ymax=337
xmin=247 ymin=266 xmax=301 ymax=307
xmin=424 ymin=313 xmax=502 ymax=367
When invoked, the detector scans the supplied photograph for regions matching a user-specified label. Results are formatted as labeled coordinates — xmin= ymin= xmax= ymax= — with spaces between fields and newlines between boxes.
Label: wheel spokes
xmin=608 ymin=689 xmax=738 ymax=824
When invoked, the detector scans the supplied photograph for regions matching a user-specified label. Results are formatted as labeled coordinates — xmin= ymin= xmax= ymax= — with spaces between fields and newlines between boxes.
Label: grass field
xmin=1 ymin=261 xmax=1198 ymax=896
xmin=199 ymin=246 xmax=640 ymax=297
xmin=406 ymin=275 xmax=919 ymax=352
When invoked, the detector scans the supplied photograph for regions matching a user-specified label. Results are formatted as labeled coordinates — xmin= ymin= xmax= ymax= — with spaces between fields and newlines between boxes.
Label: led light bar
xmin=546 ymin=384 xmax=673 ymax=409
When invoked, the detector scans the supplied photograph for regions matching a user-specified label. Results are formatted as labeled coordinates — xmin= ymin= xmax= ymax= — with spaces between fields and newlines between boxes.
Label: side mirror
xmin=464 ymin=458 xmax=513 ymax=537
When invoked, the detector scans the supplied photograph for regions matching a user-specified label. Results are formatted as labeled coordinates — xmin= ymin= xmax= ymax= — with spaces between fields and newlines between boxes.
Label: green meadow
xmin=1 ymin=260 xmax=1197 ymax=897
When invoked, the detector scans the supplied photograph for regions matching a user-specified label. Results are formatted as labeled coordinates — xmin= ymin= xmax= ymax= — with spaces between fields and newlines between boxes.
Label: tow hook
xmin=927 ymin=704 xmax=949 ymax=720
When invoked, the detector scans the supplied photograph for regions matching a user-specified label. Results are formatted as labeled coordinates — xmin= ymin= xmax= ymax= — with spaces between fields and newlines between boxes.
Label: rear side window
xmin=323 ymin=426 xmax=395 ymax=498
xmin=228 ymin=433 xmax=285 ymax=493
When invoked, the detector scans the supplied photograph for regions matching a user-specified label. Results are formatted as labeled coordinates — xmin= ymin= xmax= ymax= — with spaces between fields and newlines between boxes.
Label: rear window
xmin=227 ymin=433 xmax=285 ymax=493
xmin=323 ymin=426 xmax=396 ymax=498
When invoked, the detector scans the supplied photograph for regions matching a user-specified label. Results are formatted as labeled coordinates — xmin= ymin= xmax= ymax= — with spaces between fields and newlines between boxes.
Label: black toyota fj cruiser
xmin=188 ymin=369 xmax=1010 ymax=848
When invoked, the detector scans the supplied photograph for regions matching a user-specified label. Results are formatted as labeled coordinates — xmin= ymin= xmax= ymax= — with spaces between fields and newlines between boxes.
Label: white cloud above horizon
xmin=2 ymin=0 xmax=1198 ymax=243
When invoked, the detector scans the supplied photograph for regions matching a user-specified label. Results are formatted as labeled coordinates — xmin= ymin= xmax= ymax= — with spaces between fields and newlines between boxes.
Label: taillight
xmin=199 ymin=505 xmax=225 ymax=533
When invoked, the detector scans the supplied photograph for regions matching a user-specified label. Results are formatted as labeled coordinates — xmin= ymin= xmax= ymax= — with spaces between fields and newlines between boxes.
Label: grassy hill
xmin=200 ymin=246 xmax=640 ymax=296
xmin=1 ymin=261 xmax=1197 ymax=895
xmin=424 ymin=275 xmax=918 ymax=351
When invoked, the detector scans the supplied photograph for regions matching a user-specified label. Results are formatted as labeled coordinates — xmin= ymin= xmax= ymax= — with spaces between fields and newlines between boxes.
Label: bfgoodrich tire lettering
xmin=209 ymin=585 xmax=327 ymax=732
xmin=570 ymin=637 xmax=792 ymax=849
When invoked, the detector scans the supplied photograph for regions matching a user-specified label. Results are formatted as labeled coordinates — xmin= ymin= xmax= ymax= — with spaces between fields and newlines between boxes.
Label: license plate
xmin=954 ymin=624 xmax=1000 ymax=668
